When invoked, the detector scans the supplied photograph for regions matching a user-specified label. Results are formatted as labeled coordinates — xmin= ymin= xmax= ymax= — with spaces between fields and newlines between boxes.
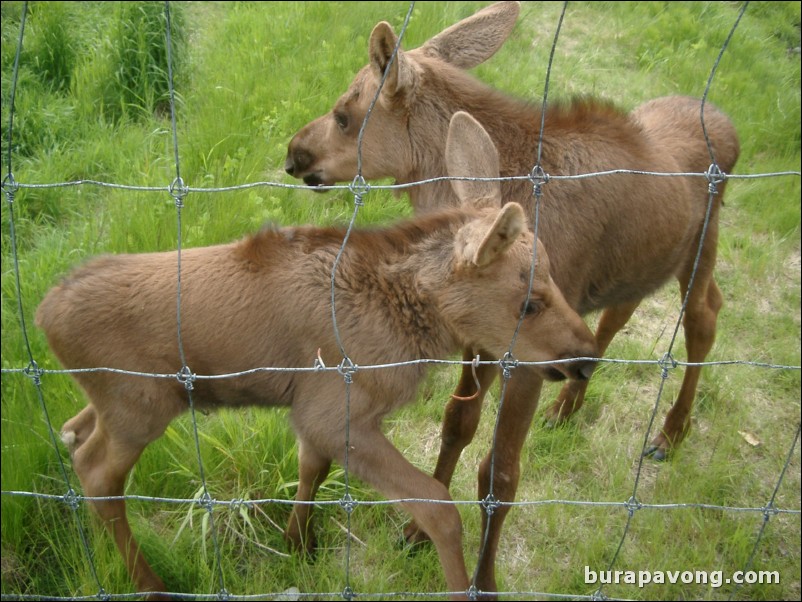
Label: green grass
xmin=2 ymin=1 xmax=800 ymax=600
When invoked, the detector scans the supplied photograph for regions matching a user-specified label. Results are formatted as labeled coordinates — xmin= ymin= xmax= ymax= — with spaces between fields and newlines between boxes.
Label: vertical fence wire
xmin=0 ymin=1 xmax=799 ymax=600
xmin=730 ymin=422 xmax=801 ymax=602
xmin=473 ymin=1 xmax=567 ymax=593
xmin=162 ymin=1 xmax=229 ymax=599
xmin=595 ymin=3 xmax=753 ymax=597
xmin=660 ymin=0 xmax=749 ymax=386
xmin=327 ymin=4 xmax=417 ymax=597
xmin=1 ymin=3 xmax=108 ymax=600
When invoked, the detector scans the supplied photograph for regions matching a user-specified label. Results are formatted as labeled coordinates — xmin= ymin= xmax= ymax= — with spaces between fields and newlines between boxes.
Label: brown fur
xmin=285 ymin=1 xmax=740 ymax=596
xmin=37 ymin=113 xmax=597 ymax=600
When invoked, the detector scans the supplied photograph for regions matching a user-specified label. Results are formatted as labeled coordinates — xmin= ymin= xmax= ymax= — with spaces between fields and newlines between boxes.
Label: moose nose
xmin=575 ymin=358 xmax=597 ymax=381
xmin=285 ymin=147 xmax=313 ymax=177
xmin=558 ymin=353 xmax=597 ymax=382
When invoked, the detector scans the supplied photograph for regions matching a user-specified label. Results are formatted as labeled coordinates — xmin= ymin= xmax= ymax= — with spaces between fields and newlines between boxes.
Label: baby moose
xmin=36 ymin=112 xmax=597 ymax=600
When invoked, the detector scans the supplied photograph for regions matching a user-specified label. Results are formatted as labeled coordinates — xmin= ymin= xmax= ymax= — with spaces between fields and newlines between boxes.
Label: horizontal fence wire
xmin=6 ymin=168 xmax=800 ymax=194
xmin=1 ymin=1 xmax=800 ymax=601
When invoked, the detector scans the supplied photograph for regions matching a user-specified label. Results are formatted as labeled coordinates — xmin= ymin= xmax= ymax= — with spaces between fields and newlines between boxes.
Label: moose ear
xmin=446 ymin=111 xmax=502 ymax=209
xmin=369 ymin=22 xmax=416 ymax=101
xmin=456 ymin=203 xmax=526 ymax=267
xmin=416 ymin=1 xmax=520 ymax=69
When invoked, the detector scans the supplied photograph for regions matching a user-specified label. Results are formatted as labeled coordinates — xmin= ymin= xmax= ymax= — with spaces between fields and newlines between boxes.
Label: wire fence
xmin=1 ymin=1 xmax=800 ymax=600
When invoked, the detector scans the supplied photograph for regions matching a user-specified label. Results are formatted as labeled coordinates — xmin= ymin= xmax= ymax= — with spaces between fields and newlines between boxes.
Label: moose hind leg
xmin=285 ymin=439 xmax=332 ymax=555
xmin=71 ymin=417 xmax=168 ymax=598
xmin=646 ymin=276 xmax=722 ymax=460
xmin=69 ymin=383 xmax=183 ymax=599
xmin=61 ymin=405 xmax=97 ymax=454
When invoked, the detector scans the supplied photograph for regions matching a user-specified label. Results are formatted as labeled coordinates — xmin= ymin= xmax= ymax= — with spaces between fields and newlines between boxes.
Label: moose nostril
xmin=286 ymin=149 xmax=312 ymax=175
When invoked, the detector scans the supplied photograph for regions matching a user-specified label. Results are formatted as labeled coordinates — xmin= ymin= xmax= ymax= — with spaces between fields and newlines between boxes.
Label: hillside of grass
xmin=2 ymin=2 xmax=800 ymax=600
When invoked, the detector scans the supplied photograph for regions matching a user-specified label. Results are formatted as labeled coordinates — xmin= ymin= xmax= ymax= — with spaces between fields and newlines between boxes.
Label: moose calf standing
xmin=285 ymin=2 xmax=740 ymax=595
xmin=37 ymin=112 xmax=597 ymax=600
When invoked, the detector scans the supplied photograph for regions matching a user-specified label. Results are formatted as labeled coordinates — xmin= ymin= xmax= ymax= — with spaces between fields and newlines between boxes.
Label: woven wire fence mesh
xmin=1 ymin=1 xmax=800 ymax=600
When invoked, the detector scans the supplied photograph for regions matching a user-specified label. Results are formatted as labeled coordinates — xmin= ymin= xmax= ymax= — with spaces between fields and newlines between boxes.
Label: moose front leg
xmin=474 ymin=366 xmax=544 ymax=599
xmin=345 ymin=427 xmax=471 ymax=600
xmin=404 ymin=349 xmax=499 ymax=545
xmin=544 ymin=300 xmax=640 ymax=424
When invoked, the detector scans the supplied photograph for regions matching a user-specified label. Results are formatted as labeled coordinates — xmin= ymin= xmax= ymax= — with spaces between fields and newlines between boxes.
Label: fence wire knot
xmin=481 ymin=493 xmax=501 ymax=516
xmin=95 ymin=587 xmax=111 ymax=602
xmin=230 ymin=498 xmax=252 ymax=512
xmin=169 ymin=176 xmax=189 ymax=207
xmin=337 ymin=357 xmax=358 ymax=384
xmin=176 ymin=365 xmax=196 ymax=390
xmin=466 ymin=584 xmax=480 ymax=600
xmin=341 ymin=585 xmax=355 ymax=601
xmin=23 ymin=360 xmax=44 ymax=386
xmin=624 ymin=496 xmax=643 ymax=517
xmin=658 ymin=352 xmax=678 ymax=378
xmin=499 ymin=352 xmax=518 ymax=380
xmin=705 ymin=163 xmax=726 ymax=195
xmin=62 ymin=487 xmax=81 ymax=511
xmin=763 ymin=503 xmax=780 ymax=522
xmin=196 ymin=491 xmax=215 ymax=513
xmin=349 ymin=174 xmax=370 ymax=204
xmin=529 ymin=164 xmax=549 ymax=198
xmin=590 ymin=587 xmax=610 ymax=601
xmin=216 ymin=588 xmax=231 ymax=601
xmin=339 ymin=493 xmax=357 ymax=514
xmin=2 ymin=173 xmax=19 ymax=201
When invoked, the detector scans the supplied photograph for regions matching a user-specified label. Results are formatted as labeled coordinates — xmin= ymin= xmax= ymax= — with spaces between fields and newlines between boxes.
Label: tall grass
xmin=2 ymin=1 xmax=800 ymax=600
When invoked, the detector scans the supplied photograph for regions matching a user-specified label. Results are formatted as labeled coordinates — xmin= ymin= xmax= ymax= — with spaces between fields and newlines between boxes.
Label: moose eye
xmin=333 ymin=111 xmax=349 ymax=131
xmin=520 ymin=299 xmax=542 ymax=317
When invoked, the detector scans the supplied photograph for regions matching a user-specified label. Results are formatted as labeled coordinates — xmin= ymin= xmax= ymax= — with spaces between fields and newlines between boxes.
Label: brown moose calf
xmin=37 ymin=112 xmax=597 ymax=600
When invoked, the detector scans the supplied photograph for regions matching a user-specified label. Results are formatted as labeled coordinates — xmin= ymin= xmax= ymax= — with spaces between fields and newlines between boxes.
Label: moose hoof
xmin=642 ymin=444 xmax=669 ymax=462
xmin=542 ymin=399 xmax=579 ymax=426
xmin=543 ymin=409 xmax=573 ymax=429
xmin=283 ymin=532 xmax=318 ymax=560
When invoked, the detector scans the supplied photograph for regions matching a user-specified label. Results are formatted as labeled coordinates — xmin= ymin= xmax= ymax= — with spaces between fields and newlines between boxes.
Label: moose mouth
xmin=543 ymin=367 xmax=568 ymax=382
xmin=302 ymin=173 xmax=331 ymax=192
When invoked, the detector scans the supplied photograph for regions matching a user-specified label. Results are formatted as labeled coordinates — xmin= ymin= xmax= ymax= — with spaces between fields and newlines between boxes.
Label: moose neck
xmin=404 ymin=64 xmax=539 ymax=213
xmin=337 ymin=210 xmax=467 ymax=360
